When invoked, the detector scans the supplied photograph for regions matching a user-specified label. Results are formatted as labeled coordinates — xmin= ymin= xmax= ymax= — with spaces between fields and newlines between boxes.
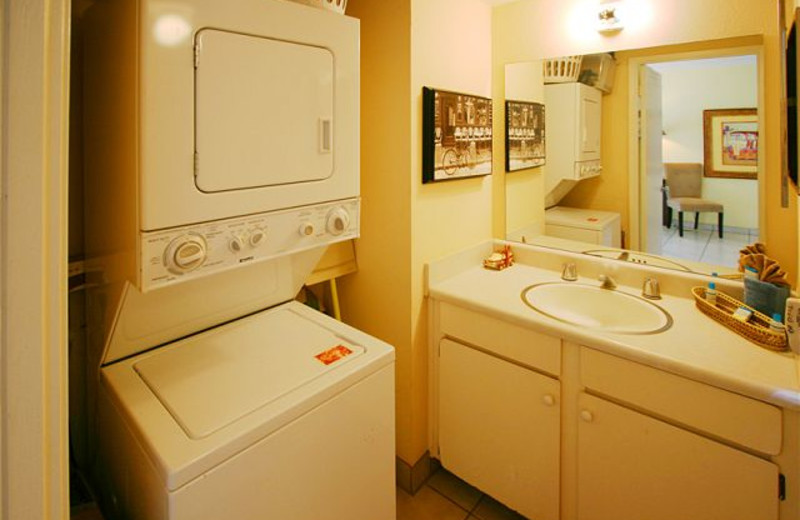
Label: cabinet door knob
xmin=542 ymin=394 xmax=556 ymax=406
xmin=580 ymin=410 xmax=594 ymax=422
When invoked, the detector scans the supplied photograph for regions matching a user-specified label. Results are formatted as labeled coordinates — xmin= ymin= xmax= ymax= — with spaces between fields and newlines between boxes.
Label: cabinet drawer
xmin=580 ymin=347 xmax=782 ymax=455
xmin=439 ymin=302 xmax=560 ymax=376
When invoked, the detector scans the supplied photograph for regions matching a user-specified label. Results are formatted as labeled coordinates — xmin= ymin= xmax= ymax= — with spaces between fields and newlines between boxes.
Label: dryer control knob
xmin=326 ymin=207 xmax=350 ymax=236
xmin=249 ymin=229 xmax=266 ymax=248
xmin=165 ymin=234 xmax=207 ymax=274
xmin=299 ymin=222 xmax=315 ymax=237
xmin=229 ymin=235 xmax=245 ymax=253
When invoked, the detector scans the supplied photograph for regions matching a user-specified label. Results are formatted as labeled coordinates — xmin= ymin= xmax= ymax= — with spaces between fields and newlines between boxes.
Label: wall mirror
xmin=503 ymin=41 xmax=771 ymax=278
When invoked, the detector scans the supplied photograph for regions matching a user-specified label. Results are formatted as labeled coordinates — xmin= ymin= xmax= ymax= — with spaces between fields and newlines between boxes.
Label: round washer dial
xmin=164 ymin=234 xmax=207 ymax=274
xmin=326 ymin=207 xmax=350 ymax=236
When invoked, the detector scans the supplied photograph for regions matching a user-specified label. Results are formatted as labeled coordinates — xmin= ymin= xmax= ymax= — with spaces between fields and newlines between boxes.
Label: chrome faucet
xmin=642 ymin=277 xmax=662 ymax=300
xmin=561 ymin=262 xmax=578 ymax=281
xmin=598 ymin=274 xmax=617 ymax=290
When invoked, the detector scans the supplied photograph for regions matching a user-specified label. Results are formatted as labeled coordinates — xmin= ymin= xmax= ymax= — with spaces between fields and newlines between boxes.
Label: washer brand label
xmin=315 ymin=345 xmax=353 ymax=365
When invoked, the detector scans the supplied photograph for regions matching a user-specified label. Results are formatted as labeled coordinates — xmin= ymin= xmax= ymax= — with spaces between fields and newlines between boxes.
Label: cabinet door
xmin=439 ymin=338 xmax=560 ymax=520
xmin=577 ymin=393 xmax=779 ymax=520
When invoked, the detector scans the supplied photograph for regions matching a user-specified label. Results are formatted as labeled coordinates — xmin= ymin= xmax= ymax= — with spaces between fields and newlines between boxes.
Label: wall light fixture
xmin=597 ymin=1 xmax=624 ymax=34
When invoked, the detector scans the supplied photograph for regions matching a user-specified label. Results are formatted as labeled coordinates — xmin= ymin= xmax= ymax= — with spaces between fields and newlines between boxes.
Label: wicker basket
xmin=284 ymin=0 xmax=347 ymax=14
xmin=543 ymin=56 xmax=583 ymax=84
xmin=692 ymin=287 xmax=788 ymax=352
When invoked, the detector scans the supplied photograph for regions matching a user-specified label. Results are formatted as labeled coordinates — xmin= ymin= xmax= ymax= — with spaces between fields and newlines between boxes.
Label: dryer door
xmin=195 ymin=29 xmax=334 ymax=192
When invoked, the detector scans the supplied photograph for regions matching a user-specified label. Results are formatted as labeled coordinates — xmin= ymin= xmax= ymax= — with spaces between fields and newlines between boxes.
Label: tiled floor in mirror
xmin=660 ymin=225 xmax=758 ymax=268
xmin=396 ymin=468 xmax=527 ymax=520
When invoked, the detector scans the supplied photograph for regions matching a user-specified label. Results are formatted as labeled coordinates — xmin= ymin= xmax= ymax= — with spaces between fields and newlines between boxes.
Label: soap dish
xmin=692 ymin=287 xmax=788 ymax=352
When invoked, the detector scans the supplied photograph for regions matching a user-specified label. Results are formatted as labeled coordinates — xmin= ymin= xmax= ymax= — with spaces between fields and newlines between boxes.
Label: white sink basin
xmin=521 ymin=282 xmax=672 ymax=334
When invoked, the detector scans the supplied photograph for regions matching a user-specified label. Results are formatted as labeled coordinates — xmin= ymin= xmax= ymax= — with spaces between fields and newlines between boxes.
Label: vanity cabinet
xmin=430 ymin=300 xmax=791 ymax=520
xmin=577 ymin=392 xmax=779 ymax=520
xmin=439 ymin=338 xmax=560 ymax=520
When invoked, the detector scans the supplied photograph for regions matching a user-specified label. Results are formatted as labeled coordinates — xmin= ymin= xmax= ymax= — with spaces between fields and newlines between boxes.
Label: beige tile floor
xmin=397 ymin=468 xmax=527 ymax=520
xmin=660 ymin=225 xmax=757 ymax=268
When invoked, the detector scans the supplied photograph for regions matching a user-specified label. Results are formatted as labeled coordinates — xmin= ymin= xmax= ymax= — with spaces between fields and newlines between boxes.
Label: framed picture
xmin=505 ymin=100 xmax=545 ymax=172
xmin=422 ymin=87 xmax=493 ymax=183
xmin=702 ymin=108 xmax=758 ymax=179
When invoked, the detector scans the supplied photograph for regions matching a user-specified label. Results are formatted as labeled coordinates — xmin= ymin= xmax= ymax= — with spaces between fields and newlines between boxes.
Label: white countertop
xmin=427 ymin=241 xmax=800 ymax=411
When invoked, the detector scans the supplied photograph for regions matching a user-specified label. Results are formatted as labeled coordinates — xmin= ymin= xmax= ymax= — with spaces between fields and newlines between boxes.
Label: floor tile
xmin=427 ymin=468 xmax=483 ymax=512
xmin=721 ymin=231 xmax=750 ymax=245
xmin=700 ymin=241 xmax=745 ymax=268
xmin=396 ymin=486 xmax=470 ymax=520
xmin=471 ymin=495 xmax=528 ymax=520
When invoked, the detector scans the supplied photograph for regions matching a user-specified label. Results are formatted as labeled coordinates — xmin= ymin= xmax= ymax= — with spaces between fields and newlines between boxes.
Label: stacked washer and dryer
xmin=81 ymin=1 xmax=395 ymax=519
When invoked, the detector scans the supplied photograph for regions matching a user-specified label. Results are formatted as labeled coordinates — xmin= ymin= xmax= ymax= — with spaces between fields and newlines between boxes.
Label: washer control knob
xmin=326 ymin=207 xmax=350 ymax=236
xmin=299 ymin=222 xmax=315 ymax=237
xmin=165 ymin=234 xmax=207 ymax=274
xmin=249 ymin=229 xmax=266 ymax=248
xmin=229 ymin=235 xmax=245 ymax=254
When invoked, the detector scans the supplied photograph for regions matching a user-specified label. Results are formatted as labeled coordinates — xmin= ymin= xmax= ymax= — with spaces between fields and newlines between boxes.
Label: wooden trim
xmin=0 ymin=0 xmax=71 ymax=518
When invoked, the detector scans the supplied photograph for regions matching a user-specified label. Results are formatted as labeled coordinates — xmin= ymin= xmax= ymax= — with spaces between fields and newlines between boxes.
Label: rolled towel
xmin=740 ymin=253 xmax=789 ymax=286
xmin=738 ymin=242 xmax=767 ymax=272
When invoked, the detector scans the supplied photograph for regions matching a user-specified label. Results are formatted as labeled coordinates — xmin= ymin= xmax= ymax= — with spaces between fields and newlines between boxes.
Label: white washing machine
xmin=544 ymin=206 xmax=621 ymax=248
xmin=97 ymin=301 xmax=395 ymax=520
xmin=80 ymin=1 xmax=395 ymax=519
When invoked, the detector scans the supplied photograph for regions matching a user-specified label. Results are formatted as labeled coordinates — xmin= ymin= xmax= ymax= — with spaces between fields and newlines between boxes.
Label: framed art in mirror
xmin=505 ymin=100 xmax=546 ymax=172
xmin=422 ymin=87 xmax=493 ymax=183
xmin=703 ymin=108 xmax=758 ymax=179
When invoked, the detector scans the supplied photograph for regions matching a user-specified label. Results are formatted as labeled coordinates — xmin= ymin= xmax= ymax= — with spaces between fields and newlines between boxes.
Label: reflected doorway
xmin=636 ymin=52 xmax=761 ymax=269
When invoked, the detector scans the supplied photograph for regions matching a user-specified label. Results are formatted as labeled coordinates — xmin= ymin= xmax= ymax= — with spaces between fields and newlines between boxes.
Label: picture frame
xmin=702 ymin=108 xmax=758 ymax=179
xmin=422 ymin=87 xmax=493 ymax=183
xmin=505 ymin=100 xmax=545 ymax=172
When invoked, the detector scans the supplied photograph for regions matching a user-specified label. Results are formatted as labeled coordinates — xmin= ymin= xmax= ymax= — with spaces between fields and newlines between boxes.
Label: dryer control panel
xmin=140 ymin=199 xmax=359 ymax=292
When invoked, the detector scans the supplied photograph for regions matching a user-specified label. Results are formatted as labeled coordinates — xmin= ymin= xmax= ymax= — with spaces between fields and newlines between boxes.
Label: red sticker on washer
xmin=315 ymin=345 xmax=353 ymax=365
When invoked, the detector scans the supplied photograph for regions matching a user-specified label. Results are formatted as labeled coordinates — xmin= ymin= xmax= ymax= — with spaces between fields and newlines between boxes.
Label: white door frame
xmin=1 ymin=1 xmax=70 ymax=518
xmin=627 ymin=45 xmax=766 ymax=251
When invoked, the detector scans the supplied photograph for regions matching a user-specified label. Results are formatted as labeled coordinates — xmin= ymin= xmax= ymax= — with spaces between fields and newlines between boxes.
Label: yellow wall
xmin=494 ymin=0 xmax=797 ymax=282
xmin=339 ymin=0 xmax=414 ymax=460
xmin=410 ymin=0 xmax=494 ymax=463
xmin=342 ymin=0 xmax=493 ymax=466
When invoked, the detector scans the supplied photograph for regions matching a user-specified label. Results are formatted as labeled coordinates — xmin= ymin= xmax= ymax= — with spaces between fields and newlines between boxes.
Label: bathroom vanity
xmin=427 ymin=241 xmax=800 ymax=520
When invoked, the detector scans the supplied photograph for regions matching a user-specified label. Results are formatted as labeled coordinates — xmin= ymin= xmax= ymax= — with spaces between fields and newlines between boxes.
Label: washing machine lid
xmin=545 ymin=206 xmax=620 ymax=230
xmin=133 ymin=306 xmax=365 ymax=439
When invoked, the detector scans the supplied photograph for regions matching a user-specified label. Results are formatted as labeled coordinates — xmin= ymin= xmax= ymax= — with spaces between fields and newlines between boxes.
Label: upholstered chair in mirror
xmin=664 ymin=162 xmax=724 ymax=238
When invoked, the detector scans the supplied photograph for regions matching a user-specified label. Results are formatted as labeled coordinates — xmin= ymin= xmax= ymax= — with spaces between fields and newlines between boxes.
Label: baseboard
xmin=396 ymin=451 xmax=435 ymax=495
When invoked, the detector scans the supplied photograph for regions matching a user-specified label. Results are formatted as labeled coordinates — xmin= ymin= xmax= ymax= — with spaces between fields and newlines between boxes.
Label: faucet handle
xmin=642 ymin=277 xmax=661 ymax=300
xmin=561 ymin=262 xmax=578 ymax=281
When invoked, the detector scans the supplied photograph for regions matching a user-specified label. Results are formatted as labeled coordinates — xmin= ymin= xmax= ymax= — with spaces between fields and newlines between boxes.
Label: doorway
xmin=631 ymin=48 xmax=764 ymax=270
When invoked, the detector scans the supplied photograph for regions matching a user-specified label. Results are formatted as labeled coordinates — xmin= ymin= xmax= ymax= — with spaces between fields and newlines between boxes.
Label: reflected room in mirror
xmin=504 ymin=43 xmax=767 ymax=278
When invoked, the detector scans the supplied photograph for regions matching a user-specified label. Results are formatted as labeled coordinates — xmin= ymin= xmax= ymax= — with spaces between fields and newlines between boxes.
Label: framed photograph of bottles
xmin=422 ymin=87 xmax=493 ymax=183
xmin=505 ymin=100 xmax=546 ymax=172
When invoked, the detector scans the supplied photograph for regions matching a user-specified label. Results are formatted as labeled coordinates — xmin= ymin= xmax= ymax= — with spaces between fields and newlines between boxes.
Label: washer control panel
xmin=140 ymin=199 xmax=359 ymax=291
xmin=574 ymin=160 xmax=602 ymax=180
